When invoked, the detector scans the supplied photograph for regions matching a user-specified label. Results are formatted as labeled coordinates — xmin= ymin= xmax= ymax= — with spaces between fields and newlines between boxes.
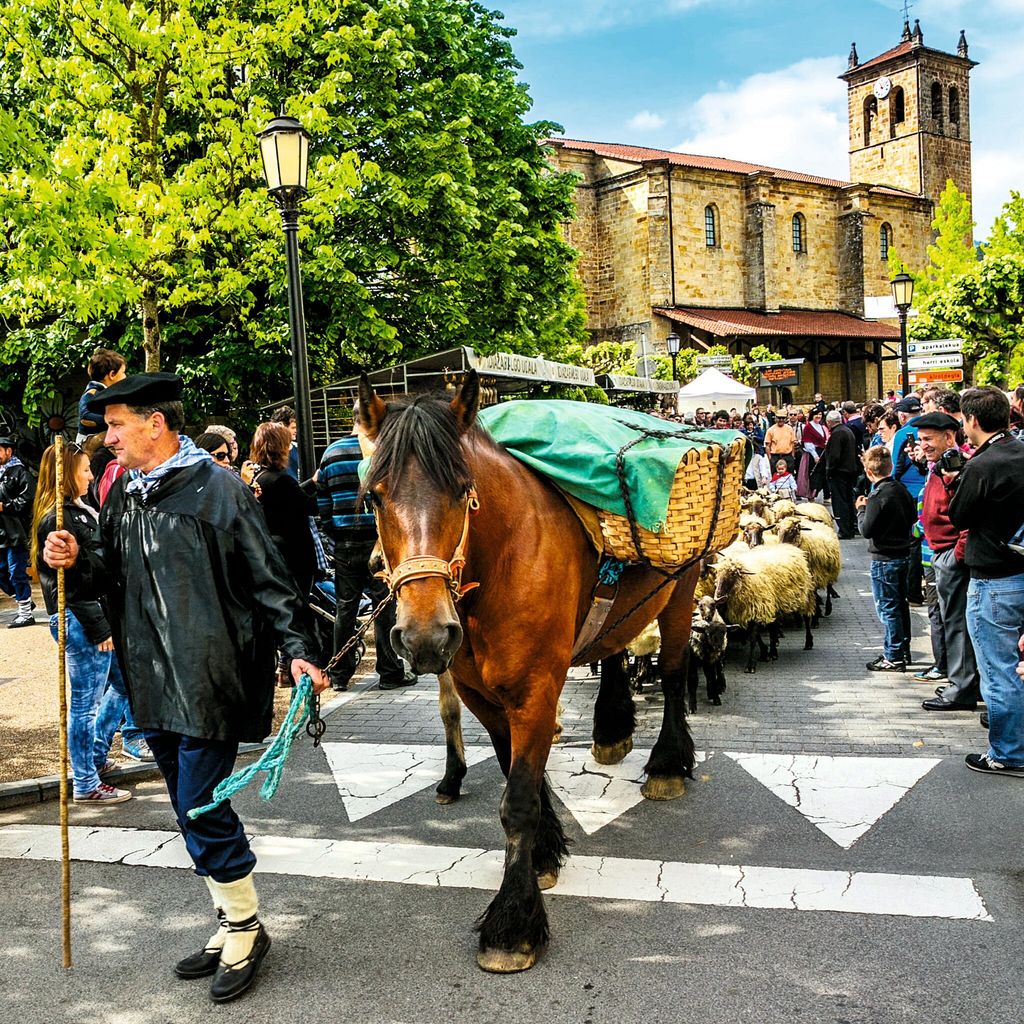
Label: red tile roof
xmin=653 ymin=307 xmax=901 ymax=340
xmin=548 ymin=139 xmax=921 ymax=198
xmin=844 ymin=41 xmax=915 ymax=76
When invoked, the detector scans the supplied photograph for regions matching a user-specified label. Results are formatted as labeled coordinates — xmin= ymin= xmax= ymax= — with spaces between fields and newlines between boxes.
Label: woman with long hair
xmin=32 ymin=443 xmax=131 ymax=803
xmin=248 ymin=422 xmax=317 ymax=599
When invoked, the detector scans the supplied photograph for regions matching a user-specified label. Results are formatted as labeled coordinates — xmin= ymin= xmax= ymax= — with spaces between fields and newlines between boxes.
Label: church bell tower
xmin=840 ymin=19 xmax=976 ymax=209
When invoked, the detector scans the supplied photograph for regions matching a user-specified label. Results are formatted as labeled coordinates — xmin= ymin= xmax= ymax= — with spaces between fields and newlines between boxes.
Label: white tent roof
xmin=675 ymin=367 xmax=755 ymax=412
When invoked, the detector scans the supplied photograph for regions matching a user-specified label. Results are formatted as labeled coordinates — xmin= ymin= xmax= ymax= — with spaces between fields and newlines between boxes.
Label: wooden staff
xmin=54 ymin=434 xmax=72 ymax=967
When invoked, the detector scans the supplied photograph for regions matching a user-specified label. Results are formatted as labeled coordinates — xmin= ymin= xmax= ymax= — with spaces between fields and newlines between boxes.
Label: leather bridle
xmin=375 ymin=488 xmax=480 ymax=602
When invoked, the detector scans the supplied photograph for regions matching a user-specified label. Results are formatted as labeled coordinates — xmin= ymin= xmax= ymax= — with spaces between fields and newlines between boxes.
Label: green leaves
xmin=0 ymin=0 xmax=586 ymax=425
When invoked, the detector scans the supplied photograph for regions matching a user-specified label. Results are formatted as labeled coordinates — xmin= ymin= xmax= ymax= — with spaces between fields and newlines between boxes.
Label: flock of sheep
xmin=628 ymin=495 xmax=843 ymax=712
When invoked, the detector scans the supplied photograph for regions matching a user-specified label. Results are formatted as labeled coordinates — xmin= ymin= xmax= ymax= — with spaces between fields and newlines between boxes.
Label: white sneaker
xmin=74 ymin=783 xmax=131 ymax=804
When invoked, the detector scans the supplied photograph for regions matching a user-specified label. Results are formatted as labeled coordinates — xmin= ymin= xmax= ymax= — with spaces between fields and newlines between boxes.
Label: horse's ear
xmin=357 ymin=373 xmax=387 ymax=440
xmin=450 ymin=369 xmax=480 ymax=434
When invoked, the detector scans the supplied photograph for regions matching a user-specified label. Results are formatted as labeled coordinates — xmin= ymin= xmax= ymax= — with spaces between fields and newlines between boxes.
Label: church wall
xmin=668 ymin=171 xmax=748 ymax=307
xmin=769 ymin=185 xmax=843 ymax=309
xmin=591 ymin=173 xmax=651 ymax=333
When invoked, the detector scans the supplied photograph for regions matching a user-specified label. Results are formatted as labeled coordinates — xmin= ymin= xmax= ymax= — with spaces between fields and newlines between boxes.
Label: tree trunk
xmin=140 ymin=287 xmax=161 ymax=372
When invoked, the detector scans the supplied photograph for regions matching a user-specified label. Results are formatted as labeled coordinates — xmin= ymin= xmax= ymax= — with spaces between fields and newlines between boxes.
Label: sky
xmin=492 ymin=0 xmax=1024 ymax=239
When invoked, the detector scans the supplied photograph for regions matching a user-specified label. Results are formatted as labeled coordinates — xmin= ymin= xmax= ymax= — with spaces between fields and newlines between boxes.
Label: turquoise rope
xmin=187 ymin=674 xmax=316 ymax=820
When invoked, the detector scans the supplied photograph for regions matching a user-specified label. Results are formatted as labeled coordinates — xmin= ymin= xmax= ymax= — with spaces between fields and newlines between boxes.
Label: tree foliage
xmin=0 ymin=0 xmax=585 ymax=425
xmin=908 ymin=188 xmax=1024 ymax=387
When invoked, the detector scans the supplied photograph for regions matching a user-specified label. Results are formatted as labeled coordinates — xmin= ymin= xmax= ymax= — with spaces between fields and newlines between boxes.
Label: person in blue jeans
xmin=94 ymin=658 xmax=151 ymax=762
xmin=32 ymin=442 xmax=131 ymax=803
xmin=947 ymin=386 xmax=1024 ymax=777
xmin=856 ymin=446 xmax=917 ymax=671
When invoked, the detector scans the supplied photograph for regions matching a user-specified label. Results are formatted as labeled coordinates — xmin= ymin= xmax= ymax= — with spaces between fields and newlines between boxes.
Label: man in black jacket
xmin=822 ymin=411 xmax=859 ymax=538
xmin=0 ymin=436 xmax=36 ymax=627
xmin=856 ymin=446 xmax=917 ymax=671
xmin=44 ymin=374 xmax=328 ymax=1001
xmin=946 ymin=386 xmax=1024 ymax=777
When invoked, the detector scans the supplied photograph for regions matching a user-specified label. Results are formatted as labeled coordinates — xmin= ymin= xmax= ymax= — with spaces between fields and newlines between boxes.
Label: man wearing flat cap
xmin=44 ymin=372 xmax=328 ymax=1002
xmin=913 ymin=412 xmax=980 ymax=712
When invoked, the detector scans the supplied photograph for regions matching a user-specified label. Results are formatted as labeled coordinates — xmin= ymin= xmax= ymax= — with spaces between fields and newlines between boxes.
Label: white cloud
xmin=497 ymin=0 xmax=709 ymax=39
xmin=628 ymin=110 xmax=667 ymax=131
xmin=672 ymin=57 xmax=849 ymax=180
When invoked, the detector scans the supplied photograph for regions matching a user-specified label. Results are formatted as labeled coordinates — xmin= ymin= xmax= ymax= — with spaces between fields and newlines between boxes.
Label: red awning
xmin=653 ymin=307 xmax=901 ymax=341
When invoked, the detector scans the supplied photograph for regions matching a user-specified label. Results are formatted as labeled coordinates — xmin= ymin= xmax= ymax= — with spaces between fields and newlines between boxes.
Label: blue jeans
xmin=966 ymin=575 xmax=1024 ymax=766
xmin=869 ymin=557 xmax=911 ymax=662
xmin=145 ymin=730 xmax=255 ymax=882
xmin=0 ymin=544 xmax=31 ymax=602
xmin=49 ymin=612 xmax=114 ymax=797
xmin=93 ymin=657 xmax=144 ymax=755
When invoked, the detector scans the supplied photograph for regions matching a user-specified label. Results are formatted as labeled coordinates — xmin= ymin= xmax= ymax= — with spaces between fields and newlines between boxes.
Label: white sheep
xmin=708 ymin=539 xmax=817 ymax=672
xmin=777 ymin=516 xmax=842 ymax=617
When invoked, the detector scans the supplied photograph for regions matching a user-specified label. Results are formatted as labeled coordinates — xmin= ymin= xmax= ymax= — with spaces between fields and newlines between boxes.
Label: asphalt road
xmin=1 ymin=537 xmax=1022 ymax=1024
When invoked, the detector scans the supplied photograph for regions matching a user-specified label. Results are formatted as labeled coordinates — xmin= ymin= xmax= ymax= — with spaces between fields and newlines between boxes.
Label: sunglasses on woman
xmin=212 ymin=451 xmax=230 ymax=462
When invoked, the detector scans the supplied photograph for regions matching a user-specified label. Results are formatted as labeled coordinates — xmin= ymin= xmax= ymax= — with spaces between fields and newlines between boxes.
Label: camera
xmin=937 ymin=447 xmax=966 ymax=474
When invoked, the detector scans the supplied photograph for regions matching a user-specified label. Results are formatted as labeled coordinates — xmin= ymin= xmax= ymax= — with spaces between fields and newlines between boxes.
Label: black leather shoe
xmin=922 ymin=697 xmax=978 ymax=711
xmin=981 ymin=711 xmax=989 ymax=729
xmin=377 ymin=670 xmax=417 ymax=690
xmin=209 ymin=924 xmax=271 ymax=1004
xmin=175 ymin=947 xmax=222 ymax=980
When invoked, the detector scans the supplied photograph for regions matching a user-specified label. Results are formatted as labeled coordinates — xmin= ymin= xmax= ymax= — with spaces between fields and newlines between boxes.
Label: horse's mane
xmin=362 ymin=393 xmax=476 ymax=499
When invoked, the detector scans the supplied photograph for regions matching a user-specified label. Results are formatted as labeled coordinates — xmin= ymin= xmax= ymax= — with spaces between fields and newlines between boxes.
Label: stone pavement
xmin=324 ymin=536 xmax=985 ymax=757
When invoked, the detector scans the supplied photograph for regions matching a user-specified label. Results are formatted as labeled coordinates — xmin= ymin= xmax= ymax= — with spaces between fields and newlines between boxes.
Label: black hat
xmin=0 ymin=436 xmax=15 ymax=449
xmin=895 ymin=396 xmax=922 ymax=414
xmin=86 ymin=372 xmax=182 ymax=413
xmin=913 ymin=412 xmax=960 ymax=432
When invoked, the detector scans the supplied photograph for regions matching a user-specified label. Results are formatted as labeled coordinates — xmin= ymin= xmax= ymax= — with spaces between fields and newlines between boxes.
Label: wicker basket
xmin=598 ymin=436 xmax=746 ymax=566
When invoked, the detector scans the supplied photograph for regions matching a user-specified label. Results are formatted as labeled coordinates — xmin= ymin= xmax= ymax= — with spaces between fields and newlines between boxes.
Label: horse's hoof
xmin=552 ymin=724 xmax=563 ymax=744
xmin=536 ymin=869 xmax=559 ymax=891
xmin=435 ymin=791 xmax=460 ymax=805
xmin=641 ymin=775 xmax=686 ymax=801
xmin=591 ymin=737 xmax=633 ymax=765
xmin=477 ymin=945 xmax=538 ymax=973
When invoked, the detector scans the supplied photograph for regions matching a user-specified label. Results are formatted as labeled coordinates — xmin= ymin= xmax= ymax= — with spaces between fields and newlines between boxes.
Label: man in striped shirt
xmin=315 ymin=424 xmax=414 ymax=691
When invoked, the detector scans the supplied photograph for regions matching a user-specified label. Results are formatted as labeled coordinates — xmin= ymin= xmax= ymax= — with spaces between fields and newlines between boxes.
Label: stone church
xmin=546 ymin=20 xmax=976 ymax=403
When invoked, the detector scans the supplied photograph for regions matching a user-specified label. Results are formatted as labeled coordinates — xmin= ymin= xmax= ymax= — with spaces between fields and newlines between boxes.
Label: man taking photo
xmin=946 ymin=386 xmax=1024 ymax=777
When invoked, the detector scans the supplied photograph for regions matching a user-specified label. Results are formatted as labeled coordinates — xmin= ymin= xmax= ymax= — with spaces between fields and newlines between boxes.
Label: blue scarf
xmin=0 ymin=453 xmax=22 ymax=482
xmin=125 ymin=435 xmax=213 ymax=498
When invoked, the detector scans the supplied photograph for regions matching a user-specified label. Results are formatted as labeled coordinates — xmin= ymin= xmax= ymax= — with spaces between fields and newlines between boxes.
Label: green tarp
xmin=478 ymin=400 xmax=739 ymax=534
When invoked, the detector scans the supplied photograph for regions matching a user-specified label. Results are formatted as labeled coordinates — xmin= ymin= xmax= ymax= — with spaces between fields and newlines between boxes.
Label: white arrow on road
xmin=322 ymin=743 xmax=494 ymax=821
xmin=725 ymin=753 xmax=940 ymax=848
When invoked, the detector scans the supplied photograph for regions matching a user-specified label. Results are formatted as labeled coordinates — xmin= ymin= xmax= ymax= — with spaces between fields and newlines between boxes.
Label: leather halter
xmin=375 ymin=489 xmax=480 ymax=602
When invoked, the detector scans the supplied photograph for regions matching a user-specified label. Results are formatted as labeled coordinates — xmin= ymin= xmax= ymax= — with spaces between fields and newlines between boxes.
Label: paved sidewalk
xmin=0 ymin=535 xmax=985 ymax=792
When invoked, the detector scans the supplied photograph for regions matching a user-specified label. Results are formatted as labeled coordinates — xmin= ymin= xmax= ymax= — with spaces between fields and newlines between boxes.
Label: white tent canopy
xmin=675 ymin=367 xmax=755 ymax=415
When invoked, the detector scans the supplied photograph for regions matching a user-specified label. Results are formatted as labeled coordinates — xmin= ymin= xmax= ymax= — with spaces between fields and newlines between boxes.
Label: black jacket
xmin=823 ymin=424 xmax=859 ymax=477
xmin=0 ymin=459 xmax=34 ymax=548
xmin=92 ymin=461 xmax=317 ymax=742
xmin=36 ymin=502 xmax=111 ymax=644
xmin=948 ymin=433 xmax=1024 ymax=579
xmin=857 ymin=477 xmax=916 ymax=560
xmin=254 ymin=466 xmax=318 ymax=598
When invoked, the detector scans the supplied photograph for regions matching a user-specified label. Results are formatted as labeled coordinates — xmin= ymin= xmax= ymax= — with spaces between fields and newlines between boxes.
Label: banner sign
xmin=696 ymin=355 xmax=733 ymax=367
xmin=468 ymin=351 xmax=595 ymax=387
xmin=758 ymin=365 xmax=801 ymax=388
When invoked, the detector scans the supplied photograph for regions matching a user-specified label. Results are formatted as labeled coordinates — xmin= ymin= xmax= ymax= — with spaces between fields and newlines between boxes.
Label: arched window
xmin=880 ymin=223 xmax=893 ymax=261
xmin=931 ymin=81 xmax=943 ymax=129
xmin=890 ymin=87 xmax=905 ymax=137
xmin=863 ymin=95 xmax=878 ymax=143
xmin=948 ymin=86 xmax=960 ymax=128
xmin=792 ymin=213 xmax=806 ymax=254
xmin=704 ymin=204 xmax=718 ymax=247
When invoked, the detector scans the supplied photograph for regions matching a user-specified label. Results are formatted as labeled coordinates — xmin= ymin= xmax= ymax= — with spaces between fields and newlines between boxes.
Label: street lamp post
xmin=665 ymin=332 xmax=681 ymax=382
xmin=258 ymin=114 xmax=316 ymax=480
xmin=890 ymin=272 xmax=915 ymax=398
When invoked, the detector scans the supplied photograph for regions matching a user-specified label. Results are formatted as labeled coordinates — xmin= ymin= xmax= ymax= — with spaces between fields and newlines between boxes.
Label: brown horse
xmin=359 ymin=371 xmax=700 ymax=973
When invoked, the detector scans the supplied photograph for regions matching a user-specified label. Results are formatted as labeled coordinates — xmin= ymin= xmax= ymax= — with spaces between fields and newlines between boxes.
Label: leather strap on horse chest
xmin=377 ymin=489 xmax=480 ymax=601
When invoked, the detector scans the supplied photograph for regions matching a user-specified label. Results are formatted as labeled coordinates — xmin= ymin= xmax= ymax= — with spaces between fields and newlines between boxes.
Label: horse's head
xmin=358 ymin=371 xmax=481 ymax=676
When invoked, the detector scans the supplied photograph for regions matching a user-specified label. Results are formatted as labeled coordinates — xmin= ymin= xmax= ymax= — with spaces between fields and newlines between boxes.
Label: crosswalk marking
xmin=725 ymin=753 xmax=940 ymax=848
xmin=321 ymin=743 xmax=494 ymax=821
xmin=0 ymin=825 xmax=992 ymax=922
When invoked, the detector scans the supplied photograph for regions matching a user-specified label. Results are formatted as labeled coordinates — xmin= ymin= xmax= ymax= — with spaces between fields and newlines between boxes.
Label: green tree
xmin=0 ymin=0 xmax=585 ymax=423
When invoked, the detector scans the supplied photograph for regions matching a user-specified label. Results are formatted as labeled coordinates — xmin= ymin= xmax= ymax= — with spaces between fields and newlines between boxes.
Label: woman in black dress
xmin=248 ymin=422 xmax=317 ymax=599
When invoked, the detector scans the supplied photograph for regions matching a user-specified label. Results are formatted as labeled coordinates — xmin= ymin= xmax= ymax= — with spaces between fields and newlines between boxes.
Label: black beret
xmin=913 ymin=412 xmax=960 ymax=432
xmin=0 ymin=436 xmax=15 ymax=449
xmin=86 ymin=372 xmax=182 ymax=413
xmin=895 ymin=396 xmax=922 ymax=413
